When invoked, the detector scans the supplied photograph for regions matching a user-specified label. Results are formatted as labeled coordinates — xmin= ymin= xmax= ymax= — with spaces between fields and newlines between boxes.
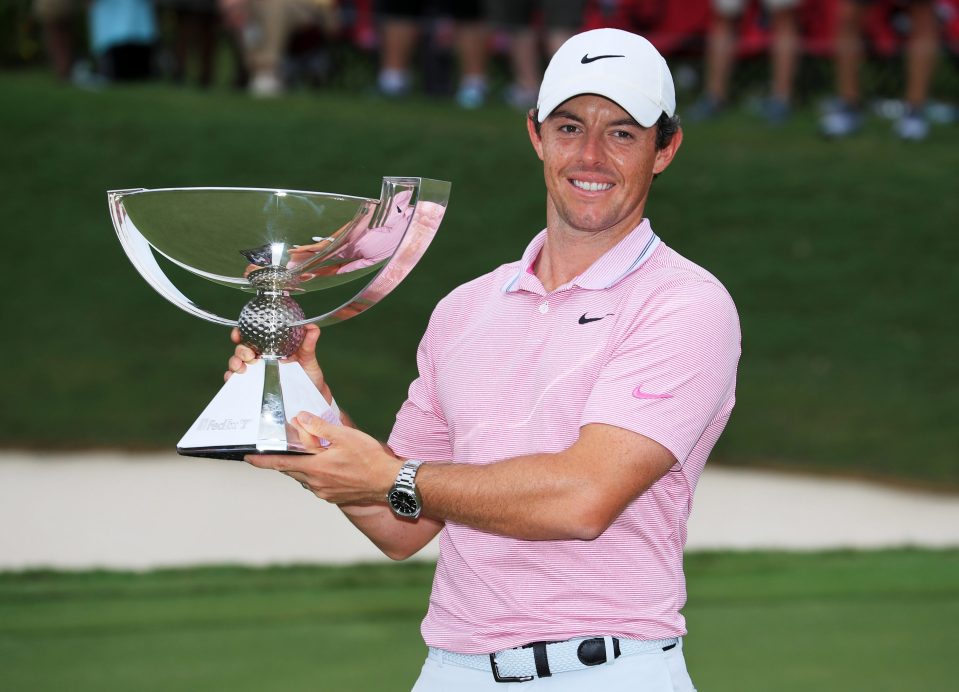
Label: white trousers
xmin=411 ymin=639 xmax=697 ymax=691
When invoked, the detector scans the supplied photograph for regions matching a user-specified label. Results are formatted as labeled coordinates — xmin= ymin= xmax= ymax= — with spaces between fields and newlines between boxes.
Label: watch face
xmin=388 ymin=489 xmax=418 ymax=516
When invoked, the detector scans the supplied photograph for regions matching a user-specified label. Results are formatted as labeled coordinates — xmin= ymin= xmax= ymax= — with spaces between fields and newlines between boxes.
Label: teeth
xmin=571 ymin=180 xmax=613 ymax=192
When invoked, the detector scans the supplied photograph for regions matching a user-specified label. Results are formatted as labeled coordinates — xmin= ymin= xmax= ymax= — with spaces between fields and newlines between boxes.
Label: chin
xmin=568 ymin=213 xmax=618 ymax=233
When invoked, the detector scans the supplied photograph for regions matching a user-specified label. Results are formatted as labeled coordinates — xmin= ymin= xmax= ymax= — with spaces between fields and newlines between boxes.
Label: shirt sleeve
xmin=387 ymin=305 xmax=454 ymax=462
xmin=581 ymin=279 xmax=741 ymax=466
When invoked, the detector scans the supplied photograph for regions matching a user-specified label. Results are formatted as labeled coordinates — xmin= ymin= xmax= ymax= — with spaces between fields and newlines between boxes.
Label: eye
xmin=558 ymin=123 xmax=580 ymax=134
xmin=611 ymin=129 xmax=634 ymax=139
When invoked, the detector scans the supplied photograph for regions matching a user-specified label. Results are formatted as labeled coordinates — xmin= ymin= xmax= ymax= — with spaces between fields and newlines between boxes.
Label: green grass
xmin=0 ymin=71 xmax=957 ymax=484
xmin=1 ymin=550 xmax=957 ymax=690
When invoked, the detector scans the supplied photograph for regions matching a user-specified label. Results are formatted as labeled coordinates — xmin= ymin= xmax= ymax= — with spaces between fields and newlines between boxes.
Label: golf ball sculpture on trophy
xmin=109 ymin=177 xmax=450 ymax=460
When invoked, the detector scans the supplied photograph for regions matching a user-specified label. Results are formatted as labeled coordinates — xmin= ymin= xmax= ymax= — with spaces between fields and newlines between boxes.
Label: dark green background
xmin=2 ymin=71 xmax=956 ymax=484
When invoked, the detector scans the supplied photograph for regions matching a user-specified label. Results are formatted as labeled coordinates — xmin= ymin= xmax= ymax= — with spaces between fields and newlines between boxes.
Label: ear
xmin=652 ymin=126 xmax=683 ymax=175
xmin=527 ymin=111 xmax=545 ymax=162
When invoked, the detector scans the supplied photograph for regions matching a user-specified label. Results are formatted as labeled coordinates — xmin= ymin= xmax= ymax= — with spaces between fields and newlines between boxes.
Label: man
xmin=220 ymin=0 xmax=339 ymax=97
xmin=374 ymin=0 xmax=489 ymax=109
xmin=33 ymin=0 xmax=84 ymax=81
xmin=690 ymin=0 xmax=802 ymax=124
xmin=820 ymin=0 xmax=940 ymax=140
xmin=483 ymin=0 xmax=589 ymax=110
xmin=229 ymin=28 xmax=740 ymax=690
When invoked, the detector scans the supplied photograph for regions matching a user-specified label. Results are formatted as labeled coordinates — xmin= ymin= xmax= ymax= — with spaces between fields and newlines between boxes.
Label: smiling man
xmin=232 ymin=29 xmax=741 ymax=691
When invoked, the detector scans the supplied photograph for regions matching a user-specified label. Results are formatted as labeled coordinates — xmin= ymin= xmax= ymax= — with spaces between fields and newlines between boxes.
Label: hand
xmin=224 ymin=323 xmax=330 ymax=400
xmin=246 ymin=412 xmax=402 ymax=505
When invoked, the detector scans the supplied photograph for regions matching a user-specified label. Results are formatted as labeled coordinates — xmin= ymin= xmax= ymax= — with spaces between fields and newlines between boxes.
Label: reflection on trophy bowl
xmin=109 ymin=177 xmax=451 ymax=459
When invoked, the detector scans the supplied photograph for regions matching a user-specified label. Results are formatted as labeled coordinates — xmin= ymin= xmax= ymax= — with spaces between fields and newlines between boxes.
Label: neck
xmin=534 ymin=217 xmax=645 ymax=293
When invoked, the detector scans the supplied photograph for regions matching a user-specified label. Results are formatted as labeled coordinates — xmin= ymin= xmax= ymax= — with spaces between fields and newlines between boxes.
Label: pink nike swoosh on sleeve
xmin=632 ymin=385 xmax=673 ymax=400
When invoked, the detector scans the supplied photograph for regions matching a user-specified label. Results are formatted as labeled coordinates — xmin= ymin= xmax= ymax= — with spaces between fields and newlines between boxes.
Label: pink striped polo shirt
xmin=388 ymin=219 xmax=741 ymax=654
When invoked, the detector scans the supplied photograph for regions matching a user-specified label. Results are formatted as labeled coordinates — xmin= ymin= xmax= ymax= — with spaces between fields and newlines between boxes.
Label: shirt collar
xmin=501 ymin=220 xmax=660 ymax=294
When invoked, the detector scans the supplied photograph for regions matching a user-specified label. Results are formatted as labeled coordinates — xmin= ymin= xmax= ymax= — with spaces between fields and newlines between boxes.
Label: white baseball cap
xmin=536 ymin=28 xmax=676 ymax=128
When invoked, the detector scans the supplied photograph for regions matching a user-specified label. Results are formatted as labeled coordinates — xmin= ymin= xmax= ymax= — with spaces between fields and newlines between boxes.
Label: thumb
xmin=294 ymin=411 xmax=338 ymax=440
xmin=297 ymin=325 xmax=326 ymax=385
xmin=299 ymin=324 xmax=321 ymax=362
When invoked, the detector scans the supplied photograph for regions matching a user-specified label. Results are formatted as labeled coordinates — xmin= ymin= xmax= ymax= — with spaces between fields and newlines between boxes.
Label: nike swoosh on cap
xmin=580 ymin=54 xmax=625 ymax=64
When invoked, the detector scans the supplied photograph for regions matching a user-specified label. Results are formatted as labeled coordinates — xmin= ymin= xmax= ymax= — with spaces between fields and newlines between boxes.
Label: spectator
xmin=221 ymin=0 xmax=339 ymax=97
xmin=156 ymin=0 xmax=219 ymax=88
xmin=484 ymin=0 xmax=588 ymax=110
xmin=33 ymin=0 xmax=85 ymax=81
xmin=89 ymin=0 xmax=159 ymax=81
xmin=690 ymin=0 xmax=802 ymax=123
xmin=821 ymin=0 xmax=940 ymax=139
xmin=375 ymin=1 xmax=489 ymax=109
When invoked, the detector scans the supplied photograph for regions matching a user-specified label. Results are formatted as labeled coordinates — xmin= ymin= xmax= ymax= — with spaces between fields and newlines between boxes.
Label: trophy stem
xmin=256 ymin=358 xmax=293 ymax=452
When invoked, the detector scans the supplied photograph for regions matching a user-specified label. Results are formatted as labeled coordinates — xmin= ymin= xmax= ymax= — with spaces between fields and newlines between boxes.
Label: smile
xmin=570 ymin=179 xmax=614 ymax=192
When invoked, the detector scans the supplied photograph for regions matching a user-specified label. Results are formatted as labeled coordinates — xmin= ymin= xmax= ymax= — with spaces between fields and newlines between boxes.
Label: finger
xmin=282 ymin=470 xmax=338 ymax=502
xmin=299 ymin=324 xmax=321 ymax=358
xmin=235 ymin=344 xmax=257 ymax=363
xmin=227 ymin=355 xmax=247 ymax=375
xmin=293 ymin=412 xmax=339 ymax=442
xmin=279 ymin=332 xmax=316 ymax=364
xmin=245 ymin=453 xmax=301 ymax=472
xmin=230 ymin=327 xmax=242 ymax=344
xmin=298 ymin=326 xmax=326 ymax=385
xmin=282 ymin=470 xmax=313 ymax=489
xmin=245 ymin=454 xmax=276 ymax=470
xmin=303 ymin=323 xmax=320 ymax=341
xmin=291 ymin=419 xmax=323 ymax=450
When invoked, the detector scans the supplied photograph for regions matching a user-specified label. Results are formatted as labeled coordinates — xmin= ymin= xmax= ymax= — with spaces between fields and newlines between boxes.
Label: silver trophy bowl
xmin=109 ymin=177 xmax=450 ymax=459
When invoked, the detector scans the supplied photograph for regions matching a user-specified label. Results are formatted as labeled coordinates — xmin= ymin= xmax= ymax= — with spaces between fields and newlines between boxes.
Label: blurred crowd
xmin=30 ymin=0 xmax=959 ymax=139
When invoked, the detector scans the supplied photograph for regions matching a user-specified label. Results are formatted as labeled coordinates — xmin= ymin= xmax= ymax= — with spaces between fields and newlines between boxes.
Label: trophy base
xmin=176 ymin=445 xmax=313 ymax=461
xmin=176 ymin=359 xmax=337 ymax=460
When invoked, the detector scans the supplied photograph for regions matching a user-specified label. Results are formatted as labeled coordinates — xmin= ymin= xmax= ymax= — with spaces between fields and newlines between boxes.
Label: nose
xmin=579 ymin=131 xmax=606 ymax=166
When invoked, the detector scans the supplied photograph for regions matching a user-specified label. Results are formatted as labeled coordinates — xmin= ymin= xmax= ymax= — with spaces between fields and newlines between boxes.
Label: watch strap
xmin=395 ymin=459 xmax=423 ymax=490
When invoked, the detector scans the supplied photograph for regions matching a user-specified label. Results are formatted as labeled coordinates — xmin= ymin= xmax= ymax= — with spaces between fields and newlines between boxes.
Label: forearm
xmin=273 ymin=419 xmax=672 ymax=548
xmin=337 ymin=451 xmax=593 ymax=551
xmin=412 ymin=426 xmax=675 ymax=541
xmin=416 ymin=453 xmax=614 ymax=541
xmin=338 ymin=503 xmax=443 ymax=560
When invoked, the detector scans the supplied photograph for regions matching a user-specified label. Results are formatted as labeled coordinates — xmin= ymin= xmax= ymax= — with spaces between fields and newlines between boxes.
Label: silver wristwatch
xmin=387 ymin=460 xmax=424 ymax=519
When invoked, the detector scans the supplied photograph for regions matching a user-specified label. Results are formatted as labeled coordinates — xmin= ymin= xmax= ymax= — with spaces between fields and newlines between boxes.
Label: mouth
xmin=569 ymin=179 xmax=614 ymax=193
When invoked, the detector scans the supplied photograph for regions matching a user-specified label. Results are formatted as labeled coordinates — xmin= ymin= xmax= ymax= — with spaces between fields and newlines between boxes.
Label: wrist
xmin=381 ymin=457 xmax=404 ymax=495
xmin=387 ymin=459 xmax=424 ymax=519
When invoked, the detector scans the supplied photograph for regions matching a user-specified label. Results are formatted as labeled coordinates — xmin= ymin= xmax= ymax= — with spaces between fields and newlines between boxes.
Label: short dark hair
xmin=654 ymin=112 xmax=681 ymax=151
xmin=529 ymin=109 xmax=681 ymax=151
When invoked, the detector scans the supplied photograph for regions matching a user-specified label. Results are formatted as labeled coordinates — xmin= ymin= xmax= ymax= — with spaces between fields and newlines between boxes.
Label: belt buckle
xmin=489 ymin=653 xmax=533 ymax=683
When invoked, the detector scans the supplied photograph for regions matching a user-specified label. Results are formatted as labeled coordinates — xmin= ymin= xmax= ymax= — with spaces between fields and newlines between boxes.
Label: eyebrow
xmin=548 ymin=109 xmax=583 ymax=123
xmin=547 ymin=110 xmax=643 ymax=129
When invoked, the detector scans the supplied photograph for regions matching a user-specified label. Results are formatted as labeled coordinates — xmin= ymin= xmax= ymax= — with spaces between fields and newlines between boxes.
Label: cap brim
xmin=538 ymin=77 xmax=666 ymax=128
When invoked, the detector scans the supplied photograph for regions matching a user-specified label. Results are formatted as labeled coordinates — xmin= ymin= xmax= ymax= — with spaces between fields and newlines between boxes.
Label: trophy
xmin=109 ymin=177 xmax=450 ymax=460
